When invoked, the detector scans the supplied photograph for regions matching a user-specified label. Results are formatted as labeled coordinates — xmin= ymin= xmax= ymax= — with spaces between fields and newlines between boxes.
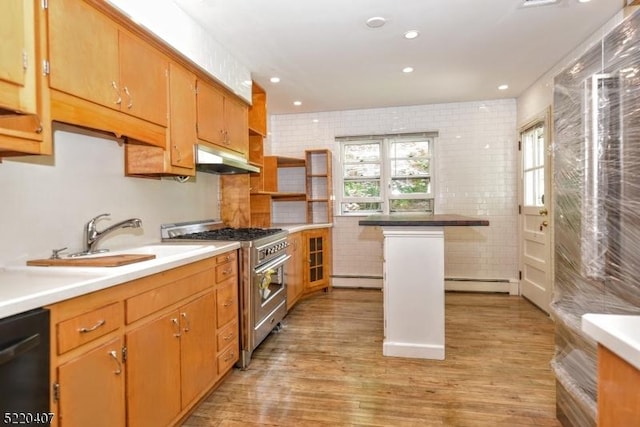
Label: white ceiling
xmin=172 ymin=0 xmax=624 ymax=115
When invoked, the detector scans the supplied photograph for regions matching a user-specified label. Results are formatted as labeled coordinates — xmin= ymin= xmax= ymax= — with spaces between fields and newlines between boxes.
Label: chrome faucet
xmin=70 ymin=213 xmax=142 ymax=257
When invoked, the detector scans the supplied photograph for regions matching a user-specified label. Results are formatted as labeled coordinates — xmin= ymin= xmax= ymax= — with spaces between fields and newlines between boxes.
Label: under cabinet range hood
xmin=195 ymin=144 xmax=259 ymax=174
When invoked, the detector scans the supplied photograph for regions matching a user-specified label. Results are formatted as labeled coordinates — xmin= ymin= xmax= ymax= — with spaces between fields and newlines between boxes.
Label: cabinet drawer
xmin=215 ymin=259 xmax=237 ymax=283
xmin=217 ymin=344 xmax=238 ymax=375
xmin=216 ymin=319 xmax=238 ymax=351
xmin=215 ymin=251 xmax=236 ymax=265
xmin=126 ymin=269 xmax=213 ymax=324
xmin=215 ymin=277 xmax=237 ymax=328
xmin=57 ymin=302 xmax=123 ymax=354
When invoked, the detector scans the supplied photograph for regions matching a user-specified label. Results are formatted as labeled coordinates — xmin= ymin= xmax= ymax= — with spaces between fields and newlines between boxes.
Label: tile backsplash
xmin=268 ymin=99 xmax=518 ymax=284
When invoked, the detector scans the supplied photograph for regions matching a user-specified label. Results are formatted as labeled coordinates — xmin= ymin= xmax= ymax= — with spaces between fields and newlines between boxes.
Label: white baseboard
xmin=332 ymin=276 xmax=382 ymax=289
xmin=332 ymin=276 xmax=520 ymax=295
xmin=383 ymin=341 xmax=445 ymax=360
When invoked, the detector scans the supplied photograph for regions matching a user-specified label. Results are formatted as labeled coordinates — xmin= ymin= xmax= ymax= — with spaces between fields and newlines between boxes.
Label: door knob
xmin=541 ymin=220 xmax=549 ymax=227
xmin=539 ymin=208 xmax=548 ymax=216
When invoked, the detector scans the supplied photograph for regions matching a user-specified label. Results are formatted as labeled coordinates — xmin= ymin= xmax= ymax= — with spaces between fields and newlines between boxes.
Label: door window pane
xmin=522 ymin=123 xmax=545 ymax=207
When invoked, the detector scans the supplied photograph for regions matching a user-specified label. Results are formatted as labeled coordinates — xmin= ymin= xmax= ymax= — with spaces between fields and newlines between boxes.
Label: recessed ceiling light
xmin=270 ymin=77 xmax=280 ymax=83
xmin=578 ymin=0 xmax=591 ymax=3
xmin=498 ymin=84 xmax=509 ymax=90
xmin=312 ymin=119 xmax=319 ymax=123
xmin=366 ymin=16 xmax=386 ymax=28
xmin=404 ymin=30 xmax=420 ymax=40
xmin=293 ymin=101 xmax=302 ymax=106
xmin=403 ymin=67 xmax=414 ymax=73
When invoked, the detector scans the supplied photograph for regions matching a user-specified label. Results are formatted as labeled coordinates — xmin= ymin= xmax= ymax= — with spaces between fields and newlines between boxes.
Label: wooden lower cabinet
xmin=597 ymin=344 xmax=640 ymax=426
xmin=57 ymin=337 xmax=125 ymax=427
xmin=179 ymin=293 xmax=217 ymax=408
xmin=126 ymin=311 xmax=182 ymax=427
xmin=127 ymin=293 xmax=217 ymax=427
xmin=285 ymin=228 xmax=332 ymax=312
xmin=286 ymin=232 xmax=304 ymax=310
xmin=48 ymin=252 xmax=239 ymax=427
xmin=303 ymin=228 xmax=332 ymax=294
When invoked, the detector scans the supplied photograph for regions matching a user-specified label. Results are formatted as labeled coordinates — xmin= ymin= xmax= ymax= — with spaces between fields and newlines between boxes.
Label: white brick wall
xmin=268 ymin=99 xmax=518 ymax=285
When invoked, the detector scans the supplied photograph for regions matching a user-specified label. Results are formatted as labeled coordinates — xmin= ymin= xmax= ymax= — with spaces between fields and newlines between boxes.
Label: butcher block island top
xmin=359 ymin=213 xmax=489 ymax=361
xmin=359 ymin=213 xmax=489 ymax=227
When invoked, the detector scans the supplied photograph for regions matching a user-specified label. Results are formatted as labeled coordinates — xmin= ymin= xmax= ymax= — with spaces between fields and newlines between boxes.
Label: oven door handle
xmin=254 ymin=254 xmax=291 ymax=275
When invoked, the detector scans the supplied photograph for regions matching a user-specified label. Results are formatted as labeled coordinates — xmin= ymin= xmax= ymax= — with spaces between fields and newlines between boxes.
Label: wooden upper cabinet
xmin=196 ymin=80 xmax=248 ymax=157
xmin=0 ymin=0 xmax=28 ymax=110
xmin=48 ymin=0 xmax=120 ymax=111
xmin=196 ymin=80 xmax=225 ymax=145
xmin=169 ymin=63 xmax=196 ymax=169
xmin=0 ymin=0 xmax=51 ymax=156
xmin=118 ymin=32 xmax=168 ymax=126
xmin=224 ymin=96 xmax=249 ymax=156
xmin=48 ymin=0 xmax=168 ymax=127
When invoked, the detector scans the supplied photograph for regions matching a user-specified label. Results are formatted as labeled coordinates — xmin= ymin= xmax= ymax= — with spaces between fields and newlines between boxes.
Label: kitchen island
xmin=359 ymin=214 xmax=489 ymax=360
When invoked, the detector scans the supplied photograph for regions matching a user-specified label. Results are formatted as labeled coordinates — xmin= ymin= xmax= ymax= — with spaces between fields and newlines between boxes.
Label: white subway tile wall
xmin=268 ymin=99 xmax=518 ymax=283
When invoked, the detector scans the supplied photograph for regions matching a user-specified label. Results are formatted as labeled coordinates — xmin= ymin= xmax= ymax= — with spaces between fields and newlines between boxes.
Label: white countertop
xmin=582 ymin=313 xmax=640 ymax=371
xmin=0 ymin=242 xmax=240 ymax=319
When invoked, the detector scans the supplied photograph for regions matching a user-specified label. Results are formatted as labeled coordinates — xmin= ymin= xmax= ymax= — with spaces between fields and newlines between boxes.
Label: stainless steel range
xmin=161 ymin=220 xmax=289 ymax=369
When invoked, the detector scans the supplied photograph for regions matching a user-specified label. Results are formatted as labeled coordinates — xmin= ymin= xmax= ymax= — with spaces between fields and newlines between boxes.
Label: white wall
xmin=0 ymin=124 xmax=220 ymax=266
xmin=517 ymin=9 xmax=630 ymax=126
xmin=268 ymin=99 xmax=518 ymax=286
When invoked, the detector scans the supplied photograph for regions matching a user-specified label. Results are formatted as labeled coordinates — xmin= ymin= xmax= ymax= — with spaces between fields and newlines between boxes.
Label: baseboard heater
xmin=332 ymin=275 xmax=517 ymax=294
xmin=445 ymin=277 xmax=515 ymax=294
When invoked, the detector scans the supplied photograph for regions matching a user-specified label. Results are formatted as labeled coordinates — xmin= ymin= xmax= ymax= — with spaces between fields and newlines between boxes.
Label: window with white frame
xmin=337 ymin=132 xmax=436 ymax=215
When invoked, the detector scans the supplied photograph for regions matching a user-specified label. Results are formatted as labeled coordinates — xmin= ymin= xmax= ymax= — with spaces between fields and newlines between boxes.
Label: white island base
xmin=382 ymin=226 xmax=445 ymax=360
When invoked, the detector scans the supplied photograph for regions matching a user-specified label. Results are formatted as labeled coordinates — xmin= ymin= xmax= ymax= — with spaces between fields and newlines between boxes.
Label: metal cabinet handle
xmin=174 ymin=145 xmax=182 ymax=162
xmin=111 ymin=81 xmax=122 ymax=105
xmin=224 ymin=351 xmax=235 ymax=362
xmin=223 ymin=333 xmax=234 ymax=342
xmin=223 ymin=300 xmax=233 ymax=308
xmin=124 ymin=86 xmax=133 ymax=109
xmin=171 ymin=318 xmax=181 ymax=337
xmin=78 ymin=319 xmax=106 ymax=334
xmin=108 ymin=350 xmax=122 ymax=375
xmin=181 ymin=312 xmax=190 ymax=333
xmin=223 ymin=268 xmax=232 ymax=275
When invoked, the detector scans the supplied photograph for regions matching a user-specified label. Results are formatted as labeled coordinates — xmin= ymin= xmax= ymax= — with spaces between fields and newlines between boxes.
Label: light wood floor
xmin=183 ymin=289 xmax=560 ymax=427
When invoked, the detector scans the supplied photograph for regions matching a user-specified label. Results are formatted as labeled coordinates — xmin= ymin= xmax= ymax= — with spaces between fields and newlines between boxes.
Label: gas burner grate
xmin=170 ymin=227 xmax=283 ymax=241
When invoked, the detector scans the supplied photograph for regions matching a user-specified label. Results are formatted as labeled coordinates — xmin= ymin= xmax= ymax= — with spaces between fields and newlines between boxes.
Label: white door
xmin=519 ymin=109 xmax=553 ymax=313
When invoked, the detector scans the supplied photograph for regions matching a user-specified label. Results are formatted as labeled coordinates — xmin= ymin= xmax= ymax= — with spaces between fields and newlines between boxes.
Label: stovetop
xmin=169 ymin=227 xmax=283 ymax=241
xmin=161 ymin=220 xmax=287 ymax=244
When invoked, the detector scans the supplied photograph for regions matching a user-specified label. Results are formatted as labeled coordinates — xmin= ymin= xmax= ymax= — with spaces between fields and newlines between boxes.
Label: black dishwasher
xmin=0 ymin=308 xmax=50 ymax=424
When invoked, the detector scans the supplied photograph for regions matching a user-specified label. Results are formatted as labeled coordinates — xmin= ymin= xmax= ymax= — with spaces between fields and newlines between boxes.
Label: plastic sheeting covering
xmin=551 ymin=8 xmax=640 ymax=427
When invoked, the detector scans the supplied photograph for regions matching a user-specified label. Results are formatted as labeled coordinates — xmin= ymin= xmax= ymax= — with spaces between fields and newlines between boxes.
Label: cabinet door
xmin=57 ymin=337 xmax=125 ymax=427
xmin=0 ymin=0 xmax=29 ymax=112
xmin=48 ymin=0 xmax=119 ymax=109
xmin=224 ymin=96 xmax=249 ymax=156
xmin=180 ymin=292 xmax=217 ymax=408
xmin=304 ymin=229 xmax=330 ymax=292
xmin=126 ymin=312 xmax=181 ymax=427
xmin=195 ymin=80 xmax=225 ymax=145
xmin=168 ymin=63 xmax=196 ymax=169
xmin=286 ymin=232 xmax=304 ymax=310
xmin=118 ymin=31 xmax=168 ymax=126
